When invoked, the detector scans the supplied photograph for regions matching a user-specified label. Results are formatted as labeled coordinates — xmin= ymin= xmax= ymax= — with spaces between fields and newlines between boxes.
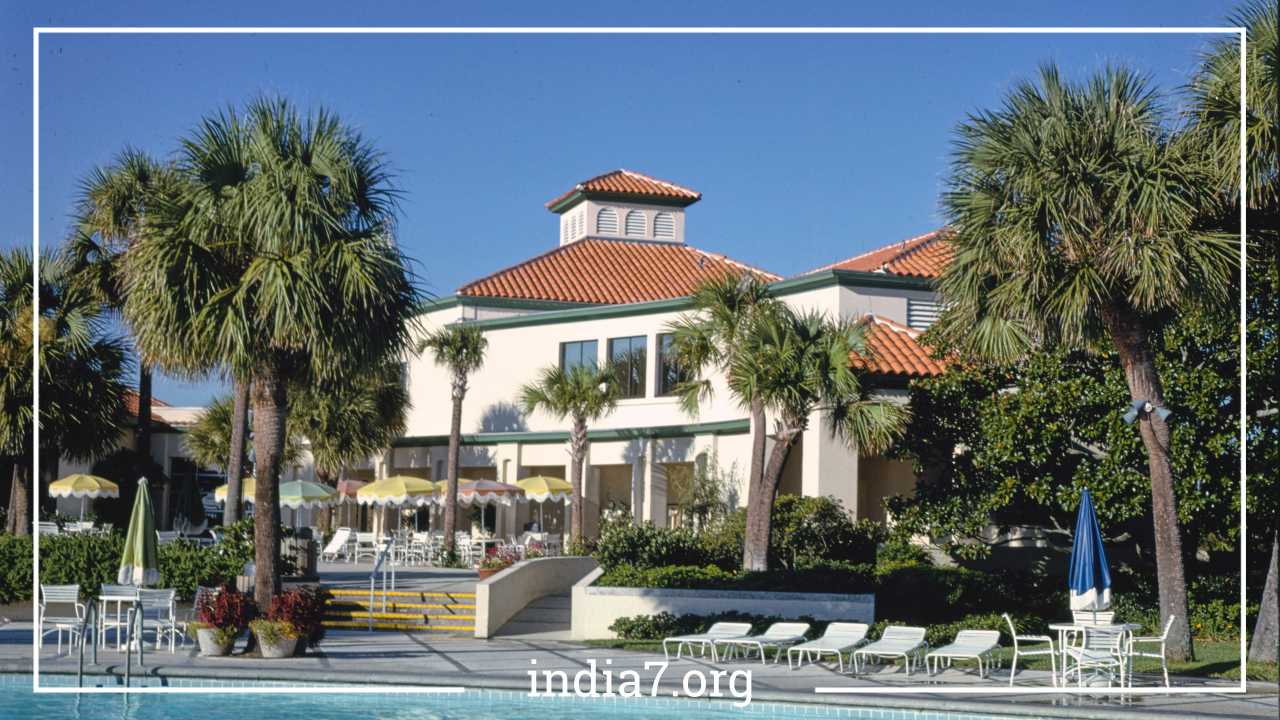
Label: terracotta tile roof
xmin=851 ymin=315 xmax=949 ymax=378
xmin=458 ymin=238 xmax=780 ymax=305
xmin=810 ymin=229 xmax=952 ymax=279
xmin=124 ymin=390 xmax=169 ymax=417
xmin=546 ymin=169 xmax=701 ymax=211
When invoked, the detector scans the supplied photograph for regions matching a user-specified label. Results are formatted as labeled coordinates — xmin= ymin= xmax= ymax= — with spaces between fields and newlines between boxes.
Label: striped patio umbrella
xmin=355 ymin=475 xmax=436 ymax=507
xmin=278 ymin=480 xmax=339 ymax=509
xmin=515 ymin=475 xmax=571 ymax=527
xmin=214 ymin=477 xmax=256 ymax=504
xmin=1069 ymin=488 xmax=1112 ymax=615
xmin=48 ymin=474 xmax=119 ymax=522
xmin=117 ymin=476 xmax=159 ymax=586
xmin=458 ymin=479 xmax=525 ymax=507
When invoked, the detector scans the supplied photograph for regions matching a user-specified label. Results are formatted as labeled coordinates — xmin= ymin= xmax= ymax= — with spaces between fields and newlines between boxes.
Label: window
xmin=624 ymin=210 xmax=646 ymax=237
xmin=608 ymin=335 xmax=647 ymax=398
xmin=653 ymin=212 xmax=675 ymax=239
xmin=560 ymin=340 xmax=598 ymax=371
xmin=596 ymin=207 xmax=619 ymax=235
xmin=655 ymin=333 xmax=688 ymax=396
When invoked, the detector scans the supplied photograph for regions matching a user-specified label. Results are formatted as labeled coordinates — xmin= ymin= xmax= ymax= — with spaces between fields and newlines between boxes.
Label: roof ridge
xmin=615 ymin=168 xmax=699 ymax=197
xmin=803 ymin=229 xmax=945 ymax=276
xmin=689 ymin=246 xmax=783 ymax=282
xmin=859 ymin=312 xmax=922 ymax=339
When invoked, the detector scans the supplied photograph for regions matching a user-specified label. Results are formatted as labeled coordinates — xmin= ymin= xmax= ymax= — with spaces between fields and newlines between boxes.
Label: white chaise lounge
xmin=786 ymin=622 xmax=869 ymax=672
xmin=663 ymin=622 xmax=753 ymax=661
xmin=321 ymin=527 xmax=354 ymax=562
xmin=925 ymin=629 xmax=1002 ymax=677
xmin=714 ymin=622 xmax=811 ymax=665
xmin=851 ymin=625 xmax=929 ymax=677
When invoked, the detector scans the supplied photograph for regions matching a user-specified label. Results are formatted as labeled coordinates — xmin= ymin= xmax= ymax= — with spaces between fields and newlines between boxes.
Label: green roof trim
xmin=392 ymin=418 xmax=750 ymax=448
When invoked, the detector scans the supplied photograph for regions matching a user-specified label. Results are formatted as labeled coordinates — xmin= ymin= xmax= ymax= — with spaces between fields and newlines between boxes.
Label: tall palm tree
xmin=732 ymin=309 xmax=909 ymax=570
xmin=0 ymin=249 xmax=35 ymax=534
xmin=122 ymin=98 xmax=420 ymax=608
xmin=518 ymin=365 xmax=619 ymax=543
xmin=418 ymin=324 xmax=487 ymax=555
xmin=666 ymin=273 xmax=780 ymax=565
xmin=1187 ymin=0 xmax=1278 ymax=664
xmin=935 ymin=65 xmax=1237 ymax=660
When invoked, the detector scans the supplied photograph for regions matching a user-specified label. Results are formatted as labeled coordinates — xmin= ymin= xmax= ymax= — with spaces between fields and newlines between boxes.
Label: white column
xmin=644 ymin=440 xmax=667 ymax=527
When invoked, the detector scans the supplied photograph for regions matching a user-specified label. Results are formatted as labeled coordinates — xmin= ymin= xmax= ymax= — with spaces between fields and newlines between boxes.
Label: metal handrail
xmin=122 ymin=599 xmax=144 ymax=688
xmin=366 ymin=543 xmax=397 ymax=631
xmin=75 ymin=601 xmax=98 ymax=687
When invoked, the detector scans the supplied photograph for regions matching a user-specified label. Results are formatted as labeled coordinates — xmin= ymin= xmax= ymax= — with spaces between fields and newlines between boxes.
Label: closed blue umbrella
xmin=1068 ymin=488 xmax=1112 ymax=614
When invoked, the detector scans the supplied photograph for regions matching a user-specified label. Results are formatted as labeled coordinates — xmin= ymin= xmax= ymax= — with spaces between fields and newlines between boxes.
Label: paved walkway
xmin=309 ymin=561 xmax=478 ymax=592
xmin=7 ymin=622 xmax=1276 ymax=719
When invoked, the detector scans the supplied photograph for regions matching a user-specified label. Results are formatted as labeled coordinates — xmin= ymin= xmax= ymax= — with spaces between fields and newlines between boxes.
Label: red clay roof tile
xmin=852 ymin=315 xmax=949 ymax=378
xmin=811 ymin=229 xmax=952 ymax=279
xmin=546 ymin=169 xmax=701 ymax=211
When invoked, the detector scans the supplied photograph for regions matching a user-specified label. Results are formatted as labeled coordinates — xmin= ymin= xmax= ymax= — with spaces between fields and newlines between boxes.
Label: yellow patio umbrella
xmin=214 ymin=477 xmax=256 ymax=504
xmin=48 ymin=474 xmax=119 ymax=521
xmin=355 ymin=475 xmax=436 ymax=507
xmin=516 ymin=475 xmax=571 ymax=529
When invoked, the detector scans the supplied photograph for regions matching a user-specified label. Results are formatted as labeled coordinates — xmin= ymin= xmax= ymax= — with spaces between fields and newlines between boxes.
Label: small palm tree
xmin=936 ymin=64 xmax=1237 ymax=660
xmin=186 ymin=394 xmax=306 ymax=481
xmin=732 ymin=308 xmax=909 ymax=570
xmin=518 ymin=365 xmax=619 ymax=543
xmin=122 ymin=98 xmax=420 ymax=608
xmin=418 ymin=325 xmax=487 ymax=554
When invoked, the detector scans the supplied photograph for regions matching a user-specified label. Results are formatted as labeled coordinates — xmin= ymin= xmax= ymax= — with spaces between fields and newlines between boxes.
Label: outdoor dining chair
xmin=1003 ymin=613 xmax=1057 ymax=686
xmin=1128 ymin=615 xmax=1176 ymax=687
xmin=1063 ymin=624 xmax=1128 ymax=687
xmin=137 ymin=588 xmax=180 ymax=653
xmin=38 ymin=584 xmax=85 ymax=654
xmin=353 ymin=532 xmax=378 ymax=562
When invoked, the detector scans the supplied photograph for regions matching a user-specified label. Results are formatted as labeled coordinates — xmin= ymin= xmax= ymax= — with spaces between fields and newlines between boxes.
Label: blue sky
xmin=2 ymin=1 xmax=1241 ymax=405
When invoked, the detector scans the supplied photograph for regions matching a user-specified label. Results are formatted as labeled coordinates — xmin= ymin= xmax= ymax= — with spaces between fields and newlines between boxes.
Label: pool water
xmin=3 ymin=675 xmax=1025 ymax=720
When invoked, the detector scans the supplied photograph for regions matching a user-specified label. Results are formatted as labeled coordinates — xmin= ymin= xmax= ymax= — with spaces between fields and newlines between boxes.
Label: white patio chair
xmin=353 ymin=532 xmax=378 ymax=562
xmin=38 ymin=585 xmax=85 ymax=654
xmin=137 ymin=589 xmax=180 ymax=653
xmin=155 ymin=530 xmax=180 ymax=545
xmin=1003 ymin=613 xmax=1056 ymax=686
xmin=1127 ymin=615 xmax=1176 ymax=687
xmin=37 ymin=521 xmax=61 ymax=535
xmin=1066 ymin=609 xmax=1117 ymax=647
xmin=786 ymin=622 xmax=869 ymax=672
xmin=1064 ymin=624 xmax=1128 ymax=687
xmin=663 ymin=622 xmax=753 ymax=661
xmin=925 ymin=629 xmax=1002 ymax=678
xmin=321 ymin=527 xmax=353 ymax=562
xmin=714 ymin=622 xmax=811 ymax=665
xmin=851 ymin=625 xmax=928 ymax=677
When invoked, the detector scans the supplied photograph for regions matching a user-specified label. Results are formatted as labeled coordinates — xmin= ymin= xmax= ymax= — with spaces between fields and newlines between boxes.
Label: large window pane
xmin=560 ymin=340 xmax=598 ymax=371
xmin=656 ymin=333 xmax=689 ymax=396
xmin=608 ymin=335 xmax=646 ymax=398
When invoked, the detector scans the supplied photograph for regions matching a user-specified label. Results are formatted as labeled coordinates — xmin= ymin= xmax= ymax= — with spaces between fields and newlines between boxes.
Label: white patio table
xmin=97 ymin=587 xmax=141 ymax=650
xmin=1048 ymin=621 xmax=1141 ymax=686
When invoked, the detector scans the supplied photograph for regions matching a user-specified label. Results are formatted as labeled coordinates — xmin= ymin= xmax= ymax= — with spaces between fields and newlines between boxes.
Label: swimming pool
xmin=2 ymin=675 xmax=1028 ymax=720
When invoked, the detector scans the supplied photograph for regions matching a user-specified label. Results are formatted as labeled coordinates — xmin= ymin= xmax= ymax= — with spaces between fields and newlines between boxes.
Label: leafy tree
xmin=934 ymin=64 xmax=1237 ymax=659
xmin=417 ymin=324 xmax=487 ymax=555
xmin=1187 ymin=0 xmax=1279 ymax=663
xmin=732 ymin=308 xmax=908 ymax=570
xmin=518 ymin=365 xmax=619 ymax=543
xmin=122 ymin=98 xmax=420 ymax=608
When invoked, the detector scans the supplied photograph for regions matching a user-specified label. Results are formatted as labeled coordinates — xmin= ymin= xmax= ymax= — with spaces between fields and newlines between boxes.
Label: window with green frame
xmin=656 ymin=332 xmax=689 ymax=396
xmin=560 ymin=340 xmax=598 ymax=371
xmin=608 ymin=335 xmax=647 ymax=398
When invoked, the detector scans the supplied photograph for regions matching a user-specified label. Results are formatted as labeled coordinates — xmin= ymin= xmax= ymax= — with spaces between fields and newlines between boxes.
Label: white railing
xmin=367 ymin=546 xmax=397 ymax=631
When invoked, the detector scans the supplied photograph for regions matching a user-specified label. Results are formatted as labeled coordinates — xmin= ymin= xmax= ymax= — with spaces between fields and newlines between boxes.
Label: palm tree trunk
xmin=443 ymin=391 xmax=463 ymax=554
xmin=136 ymin=366 xmax=153 ymax=459
xmin=250 ymin=366 xmax=288 ymax=610
xmin=1249 ymin=534 xmax=1279 ymax=663
xmin=742 ymin=420 xmax=800 ymax=571
xmin=7 ymin=463 xmax=30 ymax=536
xmin=569 ymin=418 xmax=587 ymax=544
xmin=748 ymin=396 xmax=766 ymax=498
xmin=223 ymin=379 xmax=250 ymax=525
xmin=315 ymin=468 xmax=334 ymax=537
xmin=1104 ymin=304 xmax=1194 ymax=661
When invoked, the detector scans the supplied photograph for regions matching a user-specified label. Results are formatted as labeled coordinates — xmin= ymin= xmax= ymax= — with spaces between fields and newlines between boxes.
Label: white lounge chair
xmin=38 ymin=585 xmax=85 ymax=654
xmin=786 ymin=622 xmax=869 ymax=672
xmin=851 ymin=625 xmax=928 ymax=677
xmin=321 ymin=527 xmax=354 ymax=562
xmin=1128 ymin=615 xmax=1176 ymax=687
xmin=663 ymin=622 xmax=752 ymax=661
xmin=714 ymin=622 xmax=811 ymax=665
xmin=925 ymin=629 xmax=1002 ymax=677
xmin=1003 ymin=613 xmax=1057 ymax=686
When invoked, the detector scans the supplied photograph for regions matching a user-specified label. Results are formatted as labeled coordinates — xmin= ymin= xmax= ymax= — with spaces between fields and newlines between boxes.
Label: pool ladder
xmin=75 ymin=599 xmax=145 ymax=688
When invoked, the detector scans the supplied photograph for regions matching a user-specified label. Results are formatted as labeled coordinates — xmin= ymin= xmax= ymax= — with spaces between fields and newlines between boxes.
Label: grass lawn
xmin=585 ymin=639 xmax=1277 ymax=683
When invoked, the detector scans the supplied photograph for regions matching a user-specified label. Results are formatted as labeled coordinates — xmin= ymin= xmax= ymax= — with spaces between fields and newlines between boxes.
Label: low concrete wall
xmin=474 ymin=556 xmax=599 ymax=638
xmin=570 ymin=568 xmax=875 ymax=640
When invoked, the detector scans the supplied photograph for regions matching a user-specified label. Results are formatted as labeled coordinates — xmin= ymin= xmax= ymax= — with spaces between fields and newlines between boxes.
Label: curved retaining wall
xmin=474 ymin=556 xmax=599 ymax=638
xmin=570 ymin=567 xmax=875 ymax=640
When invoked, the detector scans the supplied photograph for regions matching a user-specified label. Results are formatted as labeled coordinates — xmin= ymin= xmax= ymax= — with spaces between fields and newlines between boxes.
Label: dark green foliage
xmin=0 ymin=534 xmax=33 ymax=603
xmin=594 ymin=524 xmax=732 ymax=572
xmin=611 ymin=612 xmax=826 ymax=641
xmin=89 ymin=449 xmax=168 ymax=530
xmin=768 ymin=496 xmax=884 ymax=569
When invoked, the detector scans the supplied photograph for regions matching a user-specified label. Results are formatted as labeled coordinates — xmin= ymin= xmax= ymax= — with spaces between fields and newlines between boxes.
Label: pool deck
xmin=5 ymin=619 xmax=1276 ymax=719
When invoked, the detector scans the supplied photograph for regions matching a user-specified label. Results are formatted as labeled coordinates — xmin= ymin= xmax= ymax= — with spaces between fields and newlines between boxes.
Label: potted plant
xmin=191 ymin=584 xmax=256 ymax=656
xmin=476 ymin=545 xmax=518 ymax=580
xmin=268 ymin=586 xmax=331 ymax=656
xmin=249 ymin=618 xmax=300 ymax=658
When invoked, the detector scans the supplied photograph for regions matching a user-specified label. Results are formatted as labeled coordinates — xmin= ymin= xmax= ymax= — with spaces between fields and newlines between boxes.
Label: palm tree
xmin=1187 ymin=0 xmax=1278 ymax=664
xmin=935 ymin=65 xmax=1237 ymax=660
xmin=733 ymin=308 xmax=909 ymax=570
xmin=0 ymin=249 xmax=35 ymax=534
xmin=121 ymin=98 xmax=420 ymax=608
xmin=418 ymin=325 xmax=487 ymax=555
xmin=666 ymin=272 xmax=780 ymax=567
xmin=518 ymin=365 xmax=619 ymax=543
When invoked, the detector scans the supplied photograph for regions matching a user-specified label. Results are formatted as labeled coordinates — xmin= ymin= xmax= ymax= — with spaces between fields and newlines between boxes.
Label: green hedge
xmin=0 ymin=534 xmax=34 ymax=604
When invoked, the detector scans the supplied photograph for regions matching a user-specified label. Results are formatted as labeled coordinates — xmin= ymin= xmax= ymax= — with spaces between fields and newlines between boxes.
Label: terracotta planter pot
xmin=477 ymin=566 xmax=508 ymax=581
xmin=196 ymin=627 xmax=235 ymax=656
xmin=256 ymin=632 xmax=298 ymax=659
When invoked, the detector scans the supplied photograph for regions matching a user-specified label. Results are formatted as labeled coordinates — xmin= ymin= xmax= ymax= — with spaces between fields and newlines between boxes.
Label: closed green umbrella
xmin=117 ymin=476 xmax=160 ymax=586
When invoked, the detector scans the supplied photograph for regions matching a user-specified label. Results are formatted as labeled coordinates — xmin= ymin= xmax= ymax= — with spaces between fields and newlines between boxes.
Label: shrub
xmin=249 ymin=618 xmax=299 ymax=645
xmin=873 ymin=562 xmax=1011 ymax=625
xmin=0 ymin=534 xmax=33 ymax=604
xmin=479 ymin=545 xmax=519 ymax=571
xmin=597 ymin=564 xmax=739 ymax=589
xmin=594 ymin=524 xmax=724 ymax=571
xmin=195 ymin=584 xmax=257 ymax=641
xmin=34 ymin=531 xmax=126 ymax=599
xmin=268 ymin=585 xmax=330 ymax=649
xmin=610 ymin=612 xmax=827 ymax=640
xmin=768 ymin=495 xmax=885 ymax=569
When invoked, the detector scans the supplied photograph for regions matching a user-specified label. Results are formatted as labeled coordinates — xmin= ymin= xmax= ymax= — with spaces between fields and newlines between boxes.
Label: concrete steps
xmin=321 ymin=586 xmax=476 ymax=635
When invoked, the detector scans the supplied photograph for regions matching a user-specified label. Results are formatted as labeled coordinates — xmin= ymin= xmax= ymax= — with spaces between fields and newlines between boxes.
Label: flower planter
xmin=256 ymin=632 xmax=298 ymax=659
xmin=477 ymin=566 xmax=508 ymax=581
xmin=196 ymin=627 xmax=235 ymax=656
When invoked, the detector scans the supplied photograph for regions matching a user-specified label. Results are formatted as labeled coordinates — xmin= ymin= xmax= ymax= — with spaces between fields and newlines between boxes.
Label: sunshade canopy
xmin=49 ymin=474 xmax=119 ymax=499
xmin=356 ymin=475 xmax=436 ymax=506
xmin=515 ymin=475 xmax=571 ymax=504
xmin=278 ymin=480 xmax=339 ymax=509
xmin=458 ymin=479 xmax=525 ymax=507
xmin=214 ymin=477 xmax=256 ymax=504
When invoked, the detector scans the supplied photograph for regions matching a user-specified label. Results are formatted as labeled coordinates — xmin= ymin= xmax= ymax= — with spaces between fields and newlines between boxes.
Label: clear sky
xmin=2 ymin=1 xmax=1241 ymax=405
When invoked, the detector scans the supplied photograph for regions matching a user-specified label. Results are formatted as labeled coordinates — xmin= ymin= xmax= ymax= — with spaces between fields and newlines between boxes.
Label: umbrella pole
xmin=80 ymin=498 xmax=86 ymax=523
